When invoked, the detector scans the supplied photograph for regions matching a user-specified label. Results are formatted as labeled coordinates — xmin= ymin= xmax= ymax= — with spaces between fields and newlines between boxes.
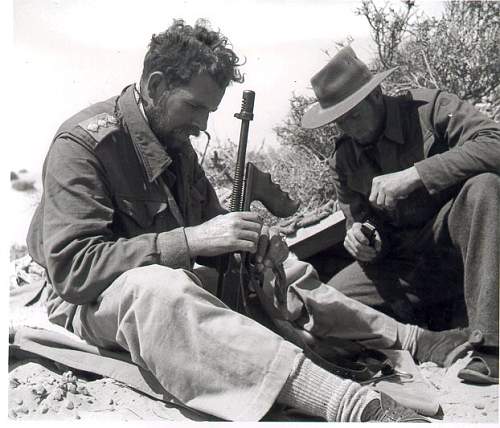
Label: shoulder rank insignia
xmin=78 ymin=113 xmax=119 ymax=144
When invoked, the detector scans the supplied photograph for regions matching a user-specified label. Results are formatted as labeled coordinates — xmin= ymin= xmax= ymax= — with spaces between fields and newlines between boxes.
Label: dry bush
xmin=358 ymin=0 xmax=500 ymax=109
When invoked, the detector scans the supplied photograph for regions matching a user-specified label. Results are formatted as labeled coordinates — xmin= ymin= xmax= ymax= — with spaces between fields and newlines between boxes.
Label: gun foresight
xmin=234 ymin=90 xmax=255 ymax=121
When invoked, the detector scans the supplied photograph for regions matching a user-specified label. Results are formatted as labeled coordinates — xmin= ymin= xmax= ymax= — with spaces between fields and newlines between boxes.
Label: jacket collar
xmin=351 ymin=94 xmax=405 ymax=162
xmin=117 ymin=84 xmax=172 ymax=182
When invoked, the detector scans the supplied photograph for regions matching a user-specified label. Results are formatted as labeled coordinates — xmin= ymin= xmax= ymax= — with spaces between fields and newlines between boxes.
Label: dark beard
xmin=145 ymin=101 xmax=200 ymax=151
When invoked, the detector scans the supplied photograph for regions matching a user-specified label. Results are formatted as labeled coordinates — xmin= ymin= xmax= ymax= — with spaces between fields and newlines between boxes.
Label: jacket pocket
xmin=114 ymin=197 xmax=168 ymax=232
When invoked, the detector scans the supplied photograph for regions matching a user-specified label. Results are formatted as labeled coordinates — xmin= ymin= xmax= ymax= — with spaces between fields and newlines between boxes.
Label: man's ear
xmin=144 ymin=71 xmax=167 ymax=104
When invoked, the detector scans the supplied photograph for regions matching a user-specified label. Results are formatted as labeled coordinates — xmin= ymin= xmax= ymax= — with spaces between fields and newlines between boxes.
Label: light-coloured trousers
xmin=71 ymin=258 xmax=398 ymax=420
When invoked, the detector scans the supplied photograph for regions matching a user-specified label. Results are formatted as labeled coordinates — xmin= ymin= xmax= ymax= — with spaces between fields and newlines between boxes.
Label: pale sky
xmin=9 ymin=0 xmax=445 ymax=174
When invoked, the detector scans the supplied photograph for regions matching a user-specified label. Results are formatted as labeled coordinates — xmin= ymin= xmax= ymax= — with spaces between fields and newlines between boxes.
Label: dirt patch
xmin=8 ymin=256 xmax=498 ymax=423
xmin=8 ymin=362 xmax=199 ymax=421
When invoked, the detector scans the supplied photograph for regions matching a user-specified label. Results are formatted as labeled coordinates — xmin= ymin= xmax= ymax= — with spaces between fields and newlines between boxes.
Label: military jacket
xmin=27 ymin=84 xmax=225 ymax=329
xmin=330 ymin=89 xmax=500 ymax=233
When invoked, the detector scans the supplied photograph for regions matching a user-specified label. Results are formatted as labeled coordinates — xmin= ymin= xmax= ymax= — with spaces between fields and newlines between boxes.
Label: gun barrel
xmin=230 ymin=90 xmax=255 ymax=212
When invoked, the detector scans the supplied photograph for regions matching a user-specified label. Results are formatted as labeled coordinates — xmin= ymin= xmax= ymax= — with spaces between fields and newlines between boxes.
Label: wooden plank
xmin=285 ymin=210 xmax=346 ymax=260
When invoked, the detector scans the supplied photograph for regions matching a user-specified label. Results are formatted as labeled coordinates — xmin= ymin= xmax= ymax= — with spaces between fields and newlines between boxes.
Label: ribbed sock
xmin=277 ymin=353 xmax=380 ymax=422
xmin=395 ymin=323 xmax=421 ymax=357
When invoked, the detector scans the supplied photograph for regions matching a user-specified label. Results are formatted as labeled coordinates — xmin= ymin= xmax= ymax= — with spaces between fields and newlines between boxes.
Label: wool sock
xmin=277 ymin=353 xmax=380 ymax=422
xmin=394 ymin=323 xmax=421 ymax=356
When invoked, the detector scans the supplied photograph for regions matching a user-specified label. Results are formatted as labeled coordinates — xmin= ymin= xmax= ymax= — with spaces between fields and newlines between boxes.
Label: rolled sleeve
xmin=157 ymin=228 xmax=192 ymax=269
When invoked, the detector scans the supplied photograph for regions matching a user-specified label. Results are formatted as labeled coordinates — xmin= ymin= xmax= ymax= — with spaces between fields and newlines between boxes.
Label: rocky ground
xmin=7 ymin=172 xmax=499 ymax=423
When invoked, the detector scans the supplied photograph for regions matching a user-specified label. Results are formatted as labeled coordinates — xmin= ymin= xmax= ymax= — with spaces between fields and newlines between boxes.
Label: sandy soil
xmin=8 ymin=282 xmax=499 ymax=423
xmin=7 ymin=184 xmax=499 ymax=423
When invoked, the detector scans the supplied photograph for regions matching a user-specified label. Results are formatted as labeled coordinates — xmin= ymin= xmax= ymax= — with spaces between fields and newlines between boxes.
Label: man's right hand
xmin=344 ymin=222 xmax=382 ymax=262
xmin=184 ymin=212 xmax=263 ymax=257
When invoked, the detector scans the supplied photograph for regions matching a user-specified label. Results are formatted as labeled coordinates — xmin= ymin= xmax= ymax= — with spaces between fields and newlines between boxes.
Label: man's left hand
xmin=254 ymin=226 xmax=289 ymax=272
xmin=369 ymin=166 xmax=423 ymax=210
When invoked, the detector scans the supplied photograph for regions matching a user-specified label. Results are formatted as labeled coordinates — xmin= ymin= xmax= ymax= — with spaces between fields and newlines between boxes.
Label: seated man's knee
xmin=462 ymin=173 xmax=500 ymax=203
xmin=121 ymin=264 xmax=199 ymax=300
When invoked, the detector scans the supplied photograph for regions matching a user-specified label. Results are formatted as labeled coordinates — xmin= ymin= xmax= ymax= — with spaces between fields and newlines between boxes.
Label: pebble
xmin=474 ymin=403 xmax=485 ymax=410
xmin=75 ymin=413 xmax=81 ymax=419
xmin=16 ymin=405 xmax=29 ymax=414
xmin=15 ymin=397 xmax=23 ymax=405
xmin=109 ymin=398 xmax=114 ymax=405
xmin=482 ymin=411 xmax=488 ymax=416
xmin=39 ymin=402 xmax=49 ymax=414
xmin=52 ymin=388 xmax=64 ymax=401
xmin=65 ymin=400 xmax=74 ymax=410
xmin=10 ymin=377 xmax=21 ymax=388
xmin=35 ymin=384 xmax=47 ymax=395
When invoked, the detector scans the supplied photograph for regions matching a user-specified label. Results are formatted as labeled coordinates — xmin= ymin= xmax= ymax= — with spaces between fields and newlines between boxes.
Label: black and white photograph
xmin=7 ymin=0 xmax=499 ymax=424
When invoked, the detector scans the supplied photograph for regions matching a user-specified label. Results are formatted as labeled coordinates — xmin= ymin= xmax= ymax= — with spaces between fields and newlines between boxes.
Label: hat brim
xmin=301 ymin=67 xmax=397 ymax=129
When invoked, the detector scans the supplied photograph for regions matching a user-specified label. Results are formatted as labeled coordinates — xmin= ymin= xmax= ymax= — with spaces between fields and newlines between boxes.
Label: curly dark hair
xmin=141 ymin=18 xmax=244 ymax=90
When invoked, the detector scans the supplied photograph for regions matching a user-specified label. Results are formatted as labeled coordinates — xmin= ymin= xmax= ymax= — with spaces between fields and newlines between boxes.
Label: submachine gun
xmin=216 ymin=90 xmax=299 ymax=315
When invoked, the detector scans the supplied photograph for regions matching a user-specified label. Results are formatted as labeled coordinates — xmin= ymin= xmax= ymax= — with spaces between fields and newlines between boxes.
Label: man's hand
xmin=254 ymin=226 xmax=289 ymax=273
xmin=369 ymin=166 xmax=422 ymax=210
xmin=344 ymin=222 xmax=382 ymax=262
xmin=184 ymin=212 xmax=263 ymax=257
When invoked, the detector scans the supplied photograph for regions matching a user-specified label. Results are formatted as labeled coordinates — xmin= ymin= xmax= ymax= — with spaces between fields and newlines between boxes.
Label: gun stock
xmin=242 ymin=162 xmax=300 ymax=217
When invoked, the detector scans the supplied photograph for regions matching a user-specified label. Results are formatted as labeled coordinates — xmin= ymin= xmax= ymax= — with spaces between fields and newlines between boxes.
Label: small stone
xmin=75 ymin=413 xmax=81 ymax=419
xmin=80 ymin=386 xmax=90 ymax=396
xmin=39 ymin=402 xmax=49 ymax=414
xmin=16 ymin=404 xmax=29 ymax=414
xmin=35 ymin=384 xmax=47 ymax=395
xmin=8 ymin=409 xmax=18 ymax=418
xmin=482 ymin=411 xmax=488 ymax=416
xmin=65 ymin=400 xmax=74 ymax=410
xmin=52 ymin=388 xmax=64 ymax=401
xmin=108 ymin=398 xmax=114 ymax=405
xmin=10 ymin=377 xmax=20 ymax=388
xmin=86 ymin=398 xmax=93 ymax=404
xmin=15 ymin=397 xmax=23 ymax=405
xmin=474 ymin=403 xmax=485 ymax=410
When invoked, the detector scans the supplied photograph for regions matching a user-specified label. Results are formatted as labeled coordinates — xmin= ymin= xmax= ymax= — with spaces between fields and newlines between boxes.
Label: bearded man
xmin=27 ymin=20 xmax=473 ymax=422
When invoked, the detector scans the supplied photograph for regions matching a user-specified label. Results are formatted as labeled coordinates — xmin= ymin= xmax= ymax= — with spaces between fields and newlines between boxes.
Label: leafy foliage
xmin=203 ymin=0 xmax=499 ymax=222
xmin=199 ymin=136 xmax=337 ymax=225
xmin=358 ymin=0 xmax=500 ymax=107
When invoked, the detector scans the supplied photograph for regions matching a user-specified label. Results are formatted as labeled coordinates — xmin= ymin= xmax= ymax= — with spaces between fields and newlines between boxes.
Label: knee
xmin=121 ymin=264 xmax=199 ymax=301
xmin=460 ymin=173 xmax=500 ymax=207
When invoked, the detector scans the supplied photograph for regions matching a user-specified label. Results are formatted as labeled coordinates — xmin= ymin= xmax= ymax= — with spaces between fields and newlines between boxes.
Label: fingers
xmin=255 ymin=225 xmax=270 ymax=265
xmin=344 ymin=223 xmax=377 ymax=262
xmin=255 ymin=227 xmax=289 ymax=272
xmin=370 ymin=180 xmax=396 ymax=210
